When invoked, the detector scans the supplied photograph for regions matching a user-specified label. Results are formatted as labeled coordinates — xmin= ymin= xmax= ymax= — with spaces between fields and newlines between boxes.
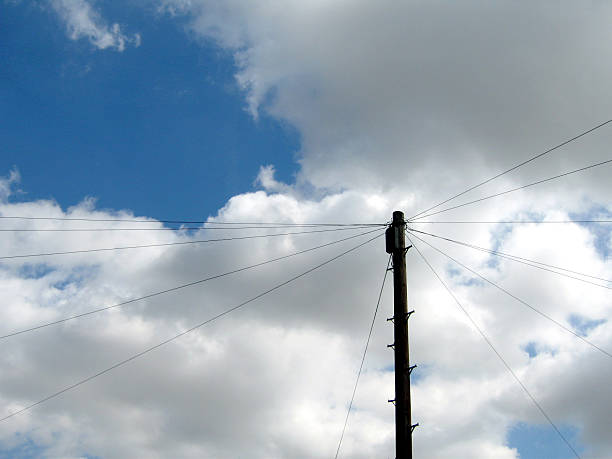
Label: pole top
xmin=386 ymin=211 xmax=406 ymax=253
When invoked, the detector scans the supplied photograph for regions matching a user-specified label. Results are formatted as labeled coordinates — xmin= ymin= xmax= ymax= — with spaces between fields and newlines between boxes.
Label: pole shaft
xmin=391 ymin=211 xmax=412 ymax=459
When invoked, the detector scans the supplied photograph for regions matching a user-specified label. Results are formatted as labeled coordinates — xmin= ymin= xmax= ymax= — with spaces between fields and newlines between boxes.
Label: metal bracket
xmin=408 ymin=364 xmax=417 ymax=375
xmin=387 ymin=310 xmax=415 ymax=323
xmin=411 ymin=423 xmax=419 ymax=433
xmin=388 ymin=399 xmax=396 ymax=405
xmin=404 ymin=245 xmax=412 ymax=255
xmin=387 ymin=343 xmax=395 ymax=349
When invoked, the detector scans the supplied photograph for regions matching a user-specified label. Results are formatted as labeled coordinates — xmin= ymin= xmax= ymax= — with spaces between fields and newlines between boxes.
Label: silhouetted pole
xmin=386 ymin=211 xmax=415 ymax=459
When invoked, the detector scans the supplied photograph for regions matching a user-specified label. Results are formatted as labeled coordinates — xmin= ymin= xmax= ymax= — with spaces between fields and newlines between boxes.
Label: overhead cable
xmin=0 ymin=232 xmax=383 ymax=423
xmin=408 ymin=119 xmax=612 ymax=221
xmin=0 ymin=227 xmax=377 ymax=261
xmin=334 ymin=254 xmax=392 ymax=459
xmin=0 ymin=215 xmax=385 ymax=227
xmin=408 ymin=220 xmax=612 ymax=225
xmin=411 ymin=158 xmax=612 ymax=221
xmin=406 ymin=234 xmax=582 ymax=459
xmin=407 ymin=230 xmax=612 ymax=358
xmin=408 ymin=228 xmax=612 ymax=287
xmin=0 ymin=228 xmax=383 ymax=340
xmin=0 ymin=224 xmax=383 ymax=232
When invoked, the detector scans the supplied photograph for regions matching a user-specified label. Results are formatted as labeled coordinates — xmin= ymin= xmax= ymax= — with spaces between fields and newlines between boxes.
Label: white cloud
xmin=1 ymin=1 xmax=612 ymax=457
xmin=0 ymin=188 xmax=610 ymax=458
xmin=151 ymin=1 xmax=612 ymax=456
xmin=0 ymin=192 xmax=392 ymax=458
xmin=0 ymin=168 xmax=20 ymax=202
xmin=158 ymin=0 xmax=612 ymax=203
xmin=50 ymin=0 xmax=140 ymax=51
xmin=255 ymin=164 xmax=293 ymax=194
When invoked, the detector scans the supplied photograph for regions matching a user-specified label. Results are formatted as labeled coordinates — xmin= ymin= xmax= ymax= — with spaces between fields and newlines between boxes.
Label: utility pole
xmin=386 ymin=210 xmax=415 ymax=459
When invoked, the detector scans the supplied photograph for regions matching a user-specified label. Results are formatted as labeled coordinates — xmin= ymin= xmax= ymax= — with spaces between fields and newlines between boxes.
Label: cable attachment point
xmin=404 ymin=245 xmax=412 ymax=255
xmin=387 ymin=343 xmax=395 ymax=349
xmin=388 ymin=399 xmax=396 ymax=405
xmin=411 ymin=423 xmax=419 ymax=433
xmin=408 ymin=364 xmax=417 ymax=375
xmin=388 ymin=310 xmax=414 ymax=323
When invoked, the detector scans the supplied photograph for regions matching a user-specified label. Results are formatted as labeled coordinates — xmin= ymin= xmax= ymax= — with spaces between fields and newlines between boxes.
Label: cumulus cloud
xmin=1 ymin=1 xmax=612 ymax=457
xmin=155 ymin=1 xmax=612 ymax=456
xmin=158 ymin=0 xmax=612 ymax=203
xmin=50 ymin=0 xmax=140 ymax=51
xmin=0 ymin=185 xmax=610 ymax=458
xmin=0 ymin=191 xmax=391 ymax=457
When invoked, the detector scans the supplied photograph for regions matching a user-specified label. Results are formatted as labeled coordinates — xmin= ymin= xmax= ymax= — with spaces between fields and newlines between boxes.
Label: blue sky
xmin=508 ymin=424 xmax=583 ymax=459
xmin=1 ymin=2 xmax=298 ymax=219
xmin=1 ymin=2 xmax=611 ymax=458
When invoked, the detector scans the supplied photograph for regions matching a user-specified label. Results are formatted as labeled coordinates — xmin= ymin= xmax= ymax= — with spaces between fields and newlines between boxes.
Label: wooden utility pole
xmin=386 ymin=210 xmax=415 ymax=459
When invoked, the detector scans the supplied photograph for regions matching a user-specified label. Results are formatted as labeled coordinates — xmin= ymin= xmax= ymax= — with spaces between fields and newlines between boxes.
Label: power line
xmin=408 ymin=220 xmax=612 ymax=224
xmin=0 ymin=228 xmax=383 ymax=340
xmin=0 ymin=224 xmax=384 ymax=232
xmin=409 ymin=228 xmax=612 ymax=287
xmin=408 ymin=119 xmax=612 ymax=221
xmin=407 ymin=230 xmax=612 ymax=358
xmin=0 ymin=232 xmax=383 ymax=423
xmin=0 ymin=227 xmax=378 ymax=261
xmin=0 ymin=215 xmax=385 ymax=227
xmin=411 ymin=158 xmax=612 ymax=221
xmin=334 ymin=254 xmax=392 ymax=459
xmin=405 ymin=234 xmax=582 ymax=459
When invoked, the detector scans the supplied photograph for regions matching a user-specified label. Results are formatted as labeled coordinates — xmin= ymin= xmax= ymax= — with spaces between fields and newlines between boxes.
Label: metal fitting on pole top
xmin=385 ymin=225 xmax=400 ymax=254
xmin=385 ymin=211 xmax=406 ymax=254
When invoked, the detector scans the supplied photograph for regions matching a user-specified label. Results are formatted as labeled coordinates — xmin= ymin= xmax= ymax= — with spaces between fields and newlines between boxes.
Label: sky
xmin=0 ymin=1 xmax=611 ymax=458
